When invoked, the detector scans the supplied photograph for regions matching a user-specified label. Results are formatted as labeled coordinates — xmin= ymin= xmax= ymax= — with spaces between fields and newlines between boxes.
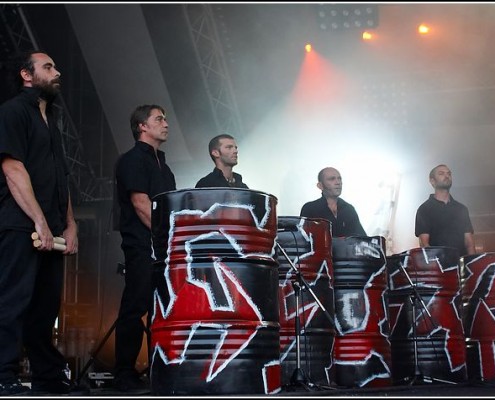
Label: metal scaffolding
xmin=0 ymin=3 xmax=112 ymax=204
xmin=183 ymin=3 xmax=244 ymax=138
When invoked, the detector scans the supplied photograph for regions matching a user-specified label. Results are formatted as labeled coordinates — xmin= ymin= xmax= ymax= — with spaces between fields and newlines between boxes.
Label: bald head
xmin=317 ymin=167 xmax=342 ymax=199
xmin=318 ymin=167 xmax=339 ymax=183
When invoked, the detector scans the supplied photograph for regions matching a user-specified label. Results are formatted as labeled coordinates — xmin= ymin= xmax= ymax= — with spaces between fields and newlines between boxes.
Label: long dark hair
xmin=0 ymin=49 xmax=42 ymax=102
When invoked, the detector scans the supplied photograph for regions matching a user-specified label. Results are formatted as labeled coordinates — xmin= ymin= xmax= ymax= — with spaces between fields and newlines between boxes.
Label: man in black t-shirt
xmin=114 ymin=104 xmax=176 ymax=393
xmin=415 ymin=164 xmax=475 ymax=257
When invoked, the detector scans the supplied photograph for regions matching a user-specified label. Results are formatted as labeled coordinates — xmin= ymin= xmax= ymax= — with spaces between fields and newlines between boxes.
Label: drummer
xmin=195 ymin=134 xmax=249 ymax=188
xmin=300 ymin=167 xmax=366 ymax=237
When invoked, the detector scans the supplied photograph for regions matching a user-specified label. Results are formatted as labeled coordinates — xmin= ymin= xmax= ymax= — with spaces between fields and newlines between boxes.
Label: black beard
xmin=38 ymin=86 xmax=59 ymax=102
xmin=34 ymin=80 xmax=60 ymax=102
xmin=436 ymin=182 xmax=452 ymax=190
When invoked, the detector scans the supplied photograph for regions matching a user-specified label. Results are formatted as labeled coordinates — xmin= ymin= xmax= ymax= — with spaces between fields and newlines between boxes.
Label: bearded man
xmin=0 ymin=50 xmax=78 ymax=395
xmin=415 ymin=164 xmax=475 ymax=256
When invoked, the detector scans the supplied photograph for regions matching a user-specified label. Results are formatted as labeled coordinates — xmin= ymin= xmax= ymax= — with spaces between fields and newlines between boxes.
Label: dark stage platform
xmin=28 ymin=380 xmax=494 ymax=397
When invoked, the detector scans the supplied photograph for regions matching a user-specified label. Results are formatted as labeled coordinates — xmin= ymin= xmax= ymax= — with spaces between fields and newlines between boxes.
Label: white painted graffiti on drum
xmin=150 ymin=188 xmax=281 ymax=395
xmin=387 ymin=246 xmax=467 ymax=384
xmin=461 ymin=252 xmax=495 ymax=382
xmin=332 ymin=235 xmax=392 ymax=388
xmin=276 ymin=216 xmax=335 ymax=388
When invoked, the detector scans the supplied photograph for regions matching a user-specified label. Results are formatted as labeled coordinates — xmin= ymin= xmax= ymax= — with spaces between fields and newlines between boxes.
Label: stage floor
xmin=76 ymin=380 xmax=495 ymax=397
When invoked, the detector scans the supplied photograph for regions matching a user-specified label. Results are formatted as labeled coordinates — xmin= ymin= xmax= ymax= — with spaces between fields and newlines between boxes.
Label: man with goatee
xmin=415 ymin=164 xmax=475 ymax=256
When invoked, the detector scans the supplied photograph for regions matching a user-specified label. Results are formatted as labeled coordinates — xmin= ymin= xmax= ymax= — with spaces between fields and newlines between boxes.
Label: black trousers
xmin=114 ymin=246 xmax=152 ymax=377
xmin=0 ymin=230 xmax=66 ymax=382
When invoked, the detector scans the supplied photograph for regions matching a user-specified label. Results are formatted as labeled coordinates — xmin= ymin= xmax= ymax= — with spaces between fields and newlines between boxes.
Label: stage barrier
xmin=332 ymin=236 xmax=392 ymax=388
xmin=149 ymin=188 xmax=281 ymax=395
xmin=387 ymin=247 xmax=467 ymax=384
xmin=461 ymin=252 xmax=495 ymax=382
xmin=276 ymin=216 xmax=335 ymax=388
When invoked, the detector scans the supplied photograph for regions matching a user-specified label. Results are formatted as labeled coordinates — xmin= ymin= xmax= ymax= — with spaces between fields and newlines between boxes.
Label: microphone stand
xmin=76 ymin=263 xmax=125 ymax=387
xmin=396 ymin=261 xmax=456 ymax=385
xmin=276 ymin=241 xmax=336 ymax=391
xmin=290 ymin=280 xmax=310 ymax=389
xmin=76 ymin=263 xmax=152 ymax=387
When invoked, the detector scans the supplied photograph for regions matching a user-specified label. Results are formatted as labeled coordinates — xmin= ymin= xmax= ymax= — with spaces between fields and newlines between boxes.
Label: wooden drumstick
xmin=33 ymin=239 xmax=67 ymax=252
xmin=31 ymin=232 xmax=66 ymax=245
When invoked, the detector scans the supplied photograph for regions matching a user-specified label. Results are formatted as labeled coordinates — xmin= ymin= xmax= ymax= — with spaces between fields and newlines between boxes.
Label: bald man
xmin=300 ymin=167 xmax=366 ymax=237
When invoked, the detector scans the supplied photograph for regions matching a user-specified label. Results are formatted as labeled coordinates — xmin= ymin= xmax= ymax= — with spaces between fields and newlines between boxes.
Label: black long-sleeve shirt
xmin=300 ymin=196 xmax=366 ymax=237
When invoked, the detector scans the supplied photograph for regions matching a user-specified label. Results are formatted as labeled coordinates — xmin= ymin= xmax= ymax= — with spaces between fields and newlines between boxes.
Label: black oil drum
xmin=332 ymin=235 xmax=392 ymax=388
xmin=150 ymin=188 xmax=281 ymax=395
xmin=276 ymin=216 xmax=335 ymax=387
xmin=387 ymin=246 xmax=467 ymax=385
xmin=461 ymin=252 xmax=495 ymax=382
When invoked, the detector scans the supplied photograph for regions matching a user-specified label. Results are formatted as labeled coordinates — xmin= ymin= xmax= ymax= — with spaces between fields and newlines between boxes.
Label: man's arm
xmin=62 ymin=193 xmax=78 ymax=255
xmin=300 ymin=201 xmax=315 ymax=218
xmin=350 ymin=210 xmax=366 ymax=236
xmin=1 ymin=157 xmax=54 ymax=250
xmin=354 ymin=221 xmax=366 ymax=236
xmin=418 ymin=233 xmax=430 ymax=248
xmin=464 ymin=232 xmax=476 ymax=255
xmin=131 ymin=192 xmax=152 ymax=229
xmin=342 ymin=203 xmax=366 ymax=236
xmin=415 ymin=205 xmax=430 ymax=249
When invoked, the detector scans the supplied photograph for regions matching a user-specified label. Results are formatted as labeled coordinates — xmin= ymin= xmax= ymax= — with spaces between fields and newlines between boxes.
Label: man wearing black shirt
xmin=195 ymin=134 xmax=249 ymax=189
xmin=300 ymin=167 xmax=366 ymax=237
xmin=114 ymin=104 xmax=176 ymax=393
xmin=415 ymin=164 xmax=475 ymax=257
xmin=0 ymin=51 xmax=78 ymax=395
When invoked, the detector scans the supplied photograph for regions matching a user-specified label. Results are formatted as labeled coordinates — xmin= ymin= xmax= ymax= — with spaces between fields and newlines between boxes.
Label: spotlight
xmin=316 ymin=4 xmax=379 ymax=32
xmin=362 ymin=31 xmax=373 ymax=41
xmin=418 ymin=23 xmax=430 ymax=35
xmin=305 ymin=43 xmax=312 ymax=53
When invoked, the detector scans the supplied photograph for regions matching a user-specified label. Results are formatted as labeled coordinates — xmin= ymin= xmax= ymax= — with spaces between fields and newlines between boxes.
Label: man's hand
xmin=62 ymin=221 xmax=78 ymax=255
